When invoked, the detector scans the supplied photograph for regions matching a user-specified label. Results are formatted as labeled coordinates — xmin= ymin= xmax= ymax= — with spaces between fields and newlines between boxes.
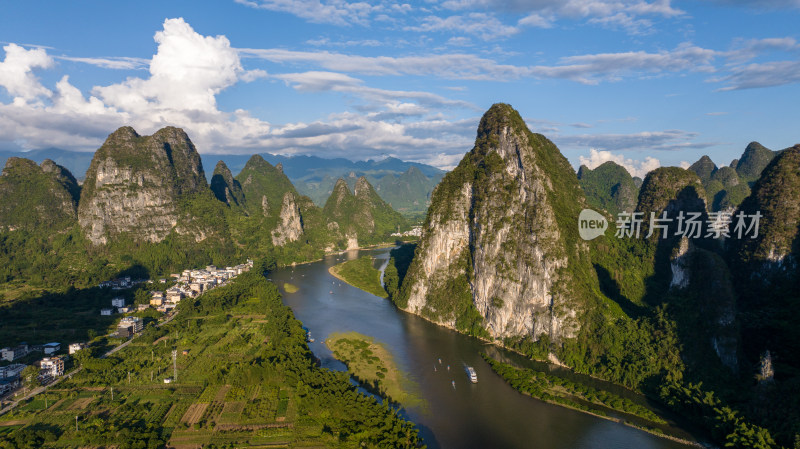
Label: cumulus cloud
xmin=579 ymin=148 xmax=661 ymax=178
xmin=94 ymin=18 xmax=244 ymax=114
xmin=0 ymin=18 xmax=477 ymax=169
xmin=0 ymin=43 xmax=54 ymax=103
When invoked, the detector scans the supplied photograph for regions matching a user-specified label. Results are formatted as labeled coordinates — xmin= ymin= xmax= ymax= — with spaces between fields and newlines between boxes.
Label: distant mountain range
xmin=0 ymin=149 xmax=444 ymax=219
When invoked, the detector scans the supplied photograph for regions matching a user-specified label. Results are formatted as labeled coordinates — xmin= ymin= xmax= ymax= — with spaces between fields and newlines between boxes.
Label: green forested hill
xmin=0 ymin=266 xmax=423 ymax=448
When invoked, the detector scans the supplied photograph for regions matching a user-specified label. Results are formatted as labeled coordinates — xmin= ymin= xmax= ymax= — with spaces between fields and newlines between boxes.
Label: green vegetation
xmin=323 ymin=178 xmax=408 ymax=247
xmin=0 ymin=158 xmax=78 ymax=233
xmin=330 ymin=256 xmax=387 ymax=298
xmin=326 ymin=331 xmax=423 ymax=408
xmin=736 ymin=141 xmax=777 ymax=183
xmin=282 ymin=282 xmax=299 ymax=293
xmin=383 ymin=244 xmax=415 ymax=301
xmin=578 ymin=161 xmax=638 ymax=216
xmin=483 ymin=355 xmax=667 ymax=426
xmin=0 ymin=268 xmax=423 ymax=448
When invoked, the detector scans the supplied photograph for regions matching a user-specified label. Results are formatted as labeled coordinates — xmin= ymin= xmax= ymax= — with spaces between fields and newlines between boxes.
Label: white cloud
xmin=239 ymin=47 xmax=535 ymax=80
xmin=94 ymin=18 xmax=243 ymax=114
xmin=56 ymin=56 xmax=149 ymax=70
xmin=241 ymin=43 xmax=720 ymax=83
xmin=0 ymin=19 xmax=476 ymax=169
xmin=532 ymin=43 xmax=717 ymax=84
xmin=234 ymin=0 xmax=382 ymax=26
xmin=579 ymin=148 xmax=661 ymax=178
xmin=406 ymin=13 xmax=520 ymax=40
xmin=273 ymin=70 xmax=474 ymax=110
xmin=442 ymin=0 xmax=683 ymax=34
xmin=557 ymin=129 xmax=719 ymax=152
xmin=0 ymin=43 xmax=54 ymax=103
xmin=715 ymin=60 xmax=800 ymax=90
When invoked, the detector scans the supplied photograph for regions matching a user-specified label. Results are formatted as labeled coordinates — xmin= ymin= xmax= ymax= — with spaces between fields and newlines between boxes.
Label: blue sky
xmin=0 ymin=0 xmax=798 ymax=176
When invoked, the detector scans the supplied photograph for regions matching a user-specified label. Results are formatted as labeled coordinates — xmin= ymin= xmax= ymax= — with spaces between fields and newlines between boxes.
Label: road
xmin=0 ymin=310 xmax=178 ymax=417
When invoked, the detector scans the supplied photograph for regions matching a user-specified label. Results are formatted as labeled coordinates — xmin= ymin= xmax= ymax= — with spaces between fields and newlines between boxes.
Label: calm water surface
xmin=273 ymin=248 xmax=695 ymax=449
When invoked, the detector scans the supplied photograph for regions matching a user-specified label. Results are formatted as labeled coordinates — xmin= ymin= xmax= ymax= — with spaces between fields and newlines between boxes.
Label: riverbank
xmin=483 ymin=354 xmax=701 ymax=447
xmin=325 ymin=331 xmax=422 ymax=409
xmin=328 ymin=256 xmax=388 ymax=298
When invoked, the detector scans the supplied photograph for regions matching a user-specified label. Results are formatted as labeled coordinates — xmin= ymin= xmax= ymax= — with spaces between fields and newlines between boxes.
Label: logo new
xmin=579 ymin=209 xmax=608 ymax=241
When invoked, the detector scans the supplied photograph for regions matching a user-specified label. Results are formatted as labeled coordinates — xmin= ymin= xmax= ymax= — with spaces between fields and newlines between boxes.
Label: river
xmin=273 ymin=248 xmax=696 ymax=449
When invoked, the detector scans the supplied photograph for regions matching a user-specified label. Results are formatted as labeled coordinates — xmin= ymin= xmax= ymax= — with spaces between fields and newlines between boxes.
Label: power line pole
xmin=172 ymin=349 xmax=177 ymax=382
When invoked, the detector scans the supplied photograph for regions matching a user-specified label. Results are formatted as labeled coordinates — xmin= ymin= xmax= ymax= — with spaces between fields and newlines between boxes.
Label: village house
xmin=118 ymin=306 xmax=132 ymax=314
xmin=39 ymin=357 xmax=65 ymax=379
xmin=137 ymin=304 xmax=150 ymax=311
xmin=150 ymin=291 xmax=165 ymax=307
xmin=111 ymin=297 xmax=125 ymax=308
xmin=43 ymin=342 xmax=60 ymax=355
xmin=100 ymin=308 xmax=113 ymax=316
xmin=0 ymin=363 xmax=25 ymax=380
xmin=117 ymin=316 xmax=144 ymax=338
xmin=1 ymin=344 xmax=29 ymax=362
xmin=68 ymin=343 xmax=86 ymax=354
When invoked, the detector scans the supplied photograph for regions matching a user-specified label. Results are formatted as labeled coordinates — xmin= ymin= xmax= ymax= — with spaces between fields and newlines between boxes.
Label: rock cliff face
xmin=210 ymin=160 xmax=245 ymax=208
xmin=271 ymin=192 xmax=304 ymax=246
xmin=77 ymin=127 xmax=207 ymax=245
xmin=397 ymin=104 xmax=591 ymax=341
xmin=0 ymin=157 xmax=80 ymax=232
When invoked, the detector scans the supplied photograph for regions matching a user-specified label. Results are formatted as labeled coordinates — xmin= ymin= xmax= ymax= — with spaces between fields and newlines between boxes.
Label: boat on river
xmin=466 ymin=366 xmax=478 ymax=383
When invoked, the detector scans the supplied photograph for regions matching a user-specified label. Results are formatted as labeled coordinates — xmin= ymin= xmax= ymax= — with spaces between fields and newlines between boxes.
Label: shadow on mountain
xmin=593 ymin=263 xmax=644 ymax=318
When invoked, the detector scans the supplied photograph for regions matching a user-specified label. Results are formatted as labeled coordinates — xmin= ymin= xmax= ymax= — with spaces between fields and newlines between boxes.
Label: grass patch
xmin=329 ymin=256 xmax=387 ymax=298
xmin=326 ymin=331 xmax=422 ymax=408
xmin=282 ymin=282 xmax=299 ymax=293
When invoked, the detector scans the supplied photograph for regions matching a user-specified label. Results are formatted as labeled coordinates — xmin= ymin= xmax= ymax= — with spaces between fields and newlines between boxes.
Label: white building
xmin=100 ymin=308 xmax=113 ymax=316
xmin=111 ymin=297 xmax=126 ymax=307
xmin=119 ymin=316 xmax=144 ymax=333
xmin=40 ymin=357 xmax=64 ymax=378
xmin=68 ymin=343 xmax=87 ymax=354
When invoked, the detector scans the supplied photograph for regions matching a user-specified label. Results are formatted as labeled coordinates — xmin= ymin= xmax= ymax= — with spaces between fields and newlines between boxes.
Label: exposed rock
xmin=670 ymin=237 xmax=691 ymax=290
xmin=77 ymin=126 xmax=207 ymax=245
xmin=397 ymin=104 xmax=591 ymax=342
xmin=271 ymin=192 xmax=304 ymax=246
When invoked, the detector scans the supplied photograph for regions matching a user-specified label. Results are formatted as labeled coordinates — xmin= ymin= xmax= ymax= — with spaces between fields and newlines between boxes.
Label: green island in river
xmin=328 ymin=256 xmax=388 ymax=298
xmin=326 ymin=331 xmax=423 ymax=409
